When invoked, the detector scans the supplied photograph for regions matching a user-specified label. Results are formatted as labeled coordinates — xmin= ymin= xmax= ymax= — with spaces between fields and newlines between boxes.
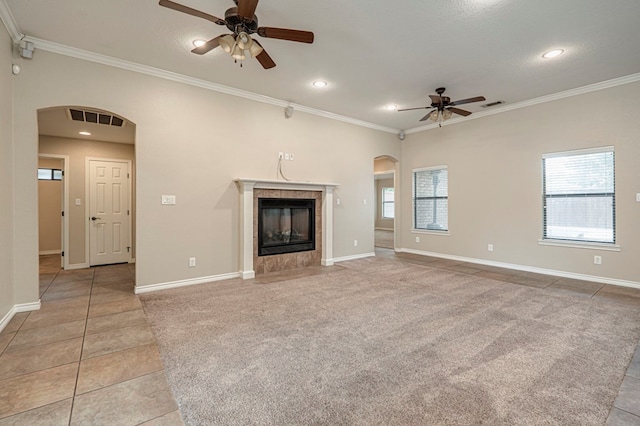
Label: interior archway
xmin=373 ymin=155 xmax=399 ymax=251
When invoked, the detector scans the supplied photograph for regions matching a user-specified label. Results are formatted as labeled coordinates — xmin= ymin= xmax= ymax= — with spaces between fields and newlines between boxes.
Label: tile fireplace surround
xmin=235 ymin=179 xmax=339 ymax=279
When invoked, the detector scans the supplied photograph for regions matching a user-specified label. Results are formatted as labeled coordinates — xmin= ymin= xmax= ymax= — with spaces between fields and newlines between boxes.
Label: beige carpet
xmin=140 ymin=257 xmax=640 ymax=425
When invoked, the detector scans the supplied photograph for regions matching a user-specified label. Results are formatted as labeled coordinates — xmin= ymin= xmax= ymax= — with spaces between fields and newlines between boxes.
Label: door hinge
xmin=127 ymin=210 xmax=130 ymax=216
xmin=61 ymin=170 xmax=64 ymax=177
xmin=126 ymin=247 xmax=131 ymax=253
xmin=127 ymin=173 xmax=130 ymax=178
xmin=61 ymin=211 xmax=64 ymax=217
xmin=62 ymin=251 xmax=64 ymax=257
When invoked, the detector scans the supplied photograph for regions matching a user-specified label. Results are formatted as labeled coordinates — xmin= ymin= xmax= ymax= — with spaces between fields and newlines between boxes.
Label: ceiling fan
xmin=399 ymin=87 xmax=486 ymax=126
xmin=159 ymin=0 xmax=314 ymax=69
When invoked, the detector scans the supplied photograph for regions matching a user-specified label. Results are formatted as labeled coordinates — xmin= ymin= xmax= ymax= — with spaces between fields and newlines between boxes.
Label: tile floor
xmin=0 ymin=255 xmax=183 ymax=425
xmin=1 ymin=252 xmax=639 ymax=425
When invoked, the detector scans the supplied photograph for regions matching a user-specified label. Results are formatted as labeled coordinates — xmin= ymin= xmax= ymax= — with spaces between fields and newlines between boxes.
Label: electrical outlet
xmin=415 ymin=236 xmax=420 ymax=243
xmin=336 ymin=198 xmax=341 ymax=205
xmin=488 ymin=244 xmax=494 ymax=252
xmin=354 ymin=240 xmax=358 ymax=247
xmin=189 ymin=257 xmax=196 ymax=267
xmin=363 ymin=199 xmax=367 ymax=205
xmin=593 ymin=255 xmax=602 ymax=265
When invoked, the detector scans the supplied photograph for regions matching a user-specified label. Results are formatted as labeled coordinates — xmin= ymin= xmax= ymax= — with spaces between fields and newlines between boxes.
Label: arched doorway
xmin=373 ymin=155 xmax=399 ymax=251
xmin=36 ymin=106 xmax=136 ymax=271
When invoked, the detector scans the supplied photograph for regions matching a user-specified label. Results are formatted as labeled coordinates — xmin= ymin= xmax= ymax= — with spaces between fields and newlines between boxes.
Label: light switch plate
xmin=161 ymin=195 xmax=176 ymax=205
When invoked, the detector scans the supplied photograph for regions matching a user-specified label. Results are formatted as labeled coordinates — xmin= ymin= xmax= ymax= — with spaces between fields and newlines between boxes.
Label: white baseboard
xmin=66 ymin=263 xmax=90 ymax=270
xmin=397 ymin=248 xmax=640 ymax=290
xmin=321 ymin=258 xmax=335 ymax=266
xmin=241 ymin=270 xmax=255 ymax=279
xmin=333 ymin=252 xmax=376 ymax=263
xmin=39 ymin=250 xmax=61 ymax=255
xmin=0 ymin=301 xmax=41 ymax=333
xmin=134 ymin=272 xmax=241 ymax=294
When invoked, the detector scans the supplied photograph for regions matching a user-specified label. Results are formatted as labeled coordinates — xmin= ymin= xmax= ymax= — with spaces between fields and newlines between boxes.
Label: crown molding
xmin=23 ymin=36 xmax=400 ymax=135
xmin=404 ymin=72 xmax=640 ymax=135
xmin=0 ymin=0 xmax=22 ymax=42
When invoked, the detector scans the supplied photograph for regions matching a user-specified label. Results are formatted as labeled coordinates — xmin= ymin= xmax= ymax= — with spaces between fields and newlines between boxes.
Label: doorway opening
xmin=37 ymin=106 xmax=136 ymax=271
xmin=374 ymin=155 xmax=399 ymax=250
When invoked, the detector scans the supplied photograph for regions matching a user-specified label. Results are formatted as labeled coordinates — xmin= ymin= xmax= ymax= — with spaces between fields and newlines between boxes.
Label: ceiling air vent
xmin=68 ymin=108 xmax=125 ymax=127
xmin=481 ymin=101 xmax=505 ymax=108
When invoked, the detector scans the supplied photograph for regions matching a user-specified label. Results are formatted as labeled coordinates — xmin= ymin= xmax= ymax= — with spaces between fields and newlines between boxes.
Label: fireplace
xmin=258 ymin=198 xmax=315 ymax=256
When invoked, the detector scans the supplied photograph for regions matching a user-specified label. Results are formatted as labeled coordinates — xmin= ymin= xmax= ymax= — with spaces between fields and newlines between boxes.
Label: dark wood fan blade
xmin=253 ymin=40 xmax=276 ymax=69
xmin=448 ymin=107 xmax=472 ymax=117
xmin=237 ymin=0 xmax=259 ymax=19
xmin=159 ymin=0 xmax=225 ymax=25
xmin=257 ymin=27 xmax=314 ymax=43
xmin=397 ymin=107 xmax=428 ymax=112
xmin=449 ymin=96 xmax=486 ymax=106
xmin=429 ymin=95 xmax=442 ymax=105
xmin=191 ymin=35 xmax=224 ymax=55
xmin=420 ymin=110 xmax=436 ymax=122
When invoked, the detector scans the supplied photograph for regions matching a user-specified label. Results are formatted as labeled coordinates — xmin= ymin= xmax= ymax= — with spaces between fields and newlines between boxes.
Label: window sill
xmin=411 ymin=229 xmax=450 ymax=236
xmin=538 ymin=239 xmax=620 ymax=252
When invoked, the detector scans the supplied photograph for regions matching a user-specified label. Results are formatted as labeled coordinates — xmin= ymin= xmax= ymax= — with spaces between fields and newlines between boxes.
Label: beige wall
xmin=39 ymin=136 xmax=135 ymax=266
xmin=12 ymin=50 xmax=399 ymax=298
xmin=38 ymin=157 xmax=63 ymax=253
xmin=0 ymin=26 xmax=15 ymax=319
xmin=401 ymin=81 xmax=640 ymax=283
xmin=375 ymin=178 xmax=394 ymax=229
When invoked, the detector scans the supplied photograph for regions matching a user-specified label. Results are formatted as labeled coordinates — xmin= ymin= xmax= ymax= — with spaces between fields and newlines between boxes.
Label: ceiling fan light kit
xmin=159 ymin=0 xmax=314 ymax=69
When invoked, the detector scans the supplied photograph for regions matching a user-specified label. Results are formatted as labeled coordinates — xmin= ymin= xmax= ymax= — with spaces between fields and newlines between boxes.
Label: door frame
xmin=38 ymin=153 xmax=70 ymax=270
xmin=85 ymin=157 xmax=133 ymax=266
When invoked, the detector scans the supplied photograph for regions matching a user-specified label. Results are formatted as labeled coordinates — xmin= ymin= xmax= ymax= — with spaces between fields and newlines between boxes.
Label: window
xmin=542 ymin=147 xmax=615 ymax=244
xmin=381 ymin=187 xmax=394 ymax=219
xmin=413 ymin=166 xmax=448 ymax=231
xmin=38 ymin=168 xmax=63 ymax=181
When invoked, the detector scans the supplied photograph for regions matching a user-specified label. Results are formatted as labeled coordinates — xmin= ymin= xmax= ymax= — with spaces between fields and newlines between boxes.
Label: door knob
xmin=91 ymin=216 xmax=102 ymax=221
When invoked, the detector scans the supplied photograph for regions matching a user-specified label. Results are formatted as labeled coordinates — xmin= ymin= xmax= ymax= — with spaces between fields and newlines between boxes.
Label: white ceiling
xmin=5 ymin=0 xmax=640 ymax=139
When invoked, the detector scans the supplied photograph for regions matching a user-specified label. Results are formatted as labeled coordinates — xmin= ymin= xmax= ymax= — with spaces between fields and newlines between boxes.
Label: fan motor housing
xmin=224 ymin=7 xmax=258 ymax=33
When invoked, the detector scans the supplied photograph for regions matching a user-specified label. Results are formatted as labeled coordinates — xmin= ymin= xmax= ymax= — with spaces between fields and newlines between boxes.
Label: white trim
xmin=404 ymin=73 xmax=640 ymax=134
xmin=65 ymin=263 xmax=90 ymax=270
xmin=375 ymin=227 xmax=394 ymax=231
xmin=85 ymin=157 xmax=133 ymax=266
xmin=411 ymin=229 xmax=451 ymax=236
xmin=0 ymin=301 xmax=41 ymax=333
xmin=321 ymin=258 xmax=335 ymax=266
xmin=398 ymin=248 xmax=640 ymax=290
xmin=134 ymin=272 xmax=241 ymax=294
xmin=333 ymin=252 xmax=376 ymax=263
xmin=39 ymin=250 xmax=61 ymax=255
xmin=24 ymin=36 xmax=399 ymax=135
xmin=538 ymin=239 xmax=621 ymax=251
xmin=0 ymin=0 xmax=23 ymax=42
xmin=542 ymin=145 xmax=615 ymax=159
xmin=241 ymin=270 xmax=255 ymax=279
xmin=39 ymin=153 xmax=70 ymax=270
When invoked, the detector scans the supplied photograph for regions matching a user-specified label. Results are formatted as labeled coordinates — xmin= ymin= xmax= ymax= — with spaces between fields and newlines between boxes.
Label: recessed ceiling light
xmin=384 ymin=104 xmax=398 ymax=111
xmin=542 ymin=49 xmax=564 ymax=59
xmin=193 ymin=39 xmax=206 ymax=48
xmin=312 ymin=80 xmax=327 ymax=88
xmin=79 ymin=131 xmax=91 ymax=136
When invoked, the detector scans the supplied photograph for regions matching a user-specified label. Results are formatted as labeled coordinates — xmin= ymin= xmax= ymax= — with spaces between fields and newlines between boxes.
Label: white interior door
xmin=89 ymin=160 xmax=131 ymax=266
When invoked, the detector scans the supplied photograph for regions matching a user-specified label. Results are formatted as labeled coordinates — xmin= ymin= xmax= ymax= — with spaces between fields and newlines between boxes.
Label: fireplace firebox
xmin=258 ymin=198 xmax=315 ymax=256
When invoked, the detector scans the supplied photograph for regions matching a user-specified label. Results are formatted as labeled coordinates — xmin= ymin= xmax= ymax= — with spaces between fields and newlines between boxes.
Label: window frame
xmin=541 ymin=146 xmax=617 ymax=249
xmin=38 ymin=168 xmax=63 ymax=181
xmin=412 ymin=165 xmax=449 ymax=234
xmin=381 ymin=186 xmax=395 ymax=219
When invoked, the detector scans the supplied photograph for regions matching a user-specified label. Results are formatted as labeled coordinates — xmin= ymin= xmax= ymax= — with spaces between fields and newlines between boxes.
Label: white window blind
xmin=542 ymin=148 xmax=615 ymax=244
xmin=413 ymin=167 xmax=448 ymax=231
xmin=382 ymin=187 xmax=394 ymax=219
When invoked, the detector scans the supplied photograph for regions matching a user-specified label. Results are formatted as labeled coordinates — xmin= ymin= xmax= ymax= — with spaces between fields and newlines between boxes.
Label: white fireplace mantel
xmin=235 ymin=178 xmax=340 ymax=279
